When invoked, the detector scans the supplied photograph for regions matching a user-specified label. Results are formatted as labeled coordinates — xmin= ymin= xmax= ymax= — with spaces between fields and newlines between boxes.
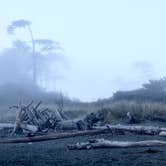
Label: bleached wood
xmin=68 ymin=139 xmax=166 ymax=150
xmin=94 ymin=124 xmax=166 ymax=135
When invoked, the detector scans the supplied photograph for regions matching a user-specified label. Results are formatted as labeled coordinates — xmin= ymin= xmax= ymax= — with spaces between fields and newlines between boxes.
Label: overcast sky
xmin=0 ymin=0 xmax=166 ymax=101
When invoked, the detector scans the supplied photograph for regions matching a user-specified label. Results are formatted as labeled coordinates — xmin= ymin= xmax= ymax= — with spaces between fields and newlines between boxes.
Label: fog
xmin=0 ymin=0 xmax=165 ymax=101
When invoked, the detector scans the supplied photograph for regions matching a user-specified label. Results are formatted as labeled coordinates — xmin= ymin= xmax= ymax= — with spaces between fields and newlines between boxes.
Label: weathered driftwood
xmin=94 ymin=124 xmax=166 ymax=136
xmin=8 ymin=100 xmax=166 ymax=136
xmin=9 ymin=101 xmax=105 ymax=134
xmin=0 ymin=129 xmax=107 ymax=144
xmin=10 ymin=101 xmax=69 ymax=134
xmin=159 ymin=131 xmax=166 ymax=136
xmin=0 ymin=123 xmax=14 ymax=130
xmin=12 ymin=102 xmax=24 ymax=134
xmin=20 ymin=123 xmax=38 ymax=133
xmin=1 ymin=124 xmax=166 ymax=144
xmin=0 ymin=123 xmax=38 ymax=133
xmin=56 ymin=120 xmax=78 ymax=130
xmin=67 ymin=138 xmax=166 ymax=150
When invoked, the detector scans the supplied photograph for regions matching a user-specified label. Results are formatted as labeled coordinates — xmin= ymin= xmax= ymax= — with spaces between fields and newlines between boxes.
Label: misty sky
xmin=0 ymin=0 xmax=166 ymax=101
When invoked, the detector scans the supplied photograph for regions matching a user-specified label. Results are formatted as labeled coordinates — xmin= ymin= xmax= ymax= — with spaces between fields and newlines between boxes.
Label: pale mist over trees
xmin=0 ymin=19 xmax=67 ymax=104
xmin=0 ymin=20 xmax=64 ymax=87
xmin=0 ymin=20 xmax=165 ymax=106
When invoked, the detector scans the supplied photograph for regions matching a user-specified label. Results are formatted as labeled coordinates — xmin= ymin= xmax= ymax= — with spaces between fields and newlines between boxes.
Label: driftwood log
xmin=0 ymin=123 xmax=38 ymax=133
xmin=0 ymin=123 xmax=14 ymax=130
xmin=67 ymin=138 xmax=166 ymax=150
xmin=0 ymin=129 xmax=107 ymax=144
xmin=2 ymin=120 xmax=166 ymax=136
xmin=94 ymin=124 xmax=166 ymax=136
xmin=1 ymin=124 xmax=166 ymax=144
xmin=9 ymin=101 xmax=105 ymax=135
xmin=10 ymin=101 xmax=69 ymax=134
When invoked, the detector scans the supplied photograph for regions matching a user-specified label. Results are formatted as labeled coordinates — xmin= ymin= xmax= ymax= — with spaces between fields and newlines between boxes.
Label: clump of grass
xmin=99 ymin=100 xmax=166 ymax=124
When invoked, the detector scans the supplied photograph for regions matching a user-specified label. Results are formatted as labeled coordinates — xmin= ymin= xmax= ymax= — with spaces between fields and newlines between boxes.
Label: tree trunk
xmin=27 ymin=25 xmax=36 ymax=84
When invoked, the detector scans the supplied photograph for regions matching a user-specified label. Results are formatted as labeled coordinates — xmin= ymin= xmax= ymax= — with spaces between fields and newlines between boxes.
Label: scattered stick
xmin=26 ymin=100 xmax=34 ymax=109
xmin=12 ymin=102 xmax=23 ymax=134
xmin=33 ymin=101 xmax=42 ymax=110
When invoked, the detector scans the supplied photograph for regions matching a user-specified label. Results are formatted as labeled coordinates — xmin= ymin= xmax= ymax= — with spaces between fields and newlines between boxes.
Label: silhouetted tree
xmin=113 ymin=78 xmax=166 ymax=103
xmin=7 ymin=20 xmax=64 ymax=88
xmin=142 ymin=78 xmax=166 ymax=92
xmin=7 ymin=20 xmax=37 ymax=84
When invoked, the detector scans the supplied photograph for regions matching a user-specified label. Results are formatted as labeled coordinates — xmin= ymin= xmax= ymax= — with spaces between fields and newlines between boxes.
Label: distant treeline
xmin=112 ymin=78 xmax=166 ymax=103
xmin=1 ymin=78 xmax=166 ymax=108
xmin=0 ymin=82 xmax=77 ymax=106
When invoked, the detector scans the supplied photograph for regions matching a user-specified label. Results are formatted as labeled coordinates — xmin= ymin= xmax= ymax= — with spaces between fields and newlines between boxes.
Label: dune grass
xmin=98 ymin=100 xmax=166 ymax=124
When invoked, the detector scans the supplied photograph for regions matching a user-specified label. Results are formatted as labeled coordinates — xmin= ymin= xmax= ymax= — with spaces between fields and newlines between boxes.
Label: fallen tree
xmin=10 ymin=101 xmax=69 ymax=134
xmin=7 ymin=101 xmax=105 ymax=135
xmin=67 ymin=138 xmax=166 ymax=150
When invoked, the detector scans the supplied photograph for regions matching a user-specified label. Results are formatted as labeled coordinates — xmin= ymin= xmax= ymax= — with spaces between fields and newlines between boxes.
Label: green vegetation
xmin=98 ymin=100 xmax=166 ymax=124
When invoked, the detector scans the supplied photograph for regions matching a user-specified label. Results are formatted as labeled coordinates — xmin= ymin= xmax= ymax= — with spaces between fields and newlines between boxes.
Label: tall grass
xmin=99 ymin=100 xmax=166 ymax=123
xmin=1 ymin=100 xmax=166 ymax=124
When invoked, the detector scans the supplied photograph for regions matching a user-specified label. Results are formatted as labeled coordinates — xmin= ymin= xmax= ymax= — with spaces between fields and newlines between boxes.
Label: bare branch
xmin=34 ymin=101 xmax=42 ymax=110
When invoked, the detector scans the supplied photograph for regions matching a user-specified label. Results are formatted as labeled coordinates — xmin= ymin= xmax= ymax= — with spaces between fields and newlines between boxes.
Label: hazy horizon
xmin=0 ymin=0 xmax=166 ymax=101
